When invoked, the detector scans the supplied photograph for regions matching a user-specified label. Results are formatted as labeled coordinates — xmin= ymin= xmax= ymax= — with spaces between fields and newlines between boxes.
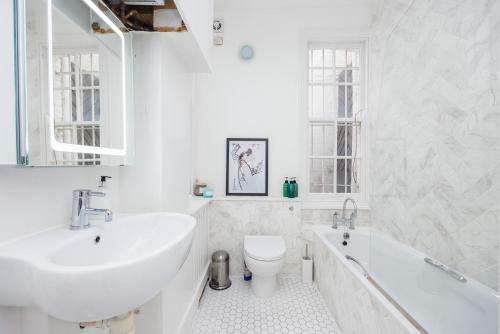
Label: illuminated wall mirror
xmin=19 ymin=0 xmax=133 ymax=166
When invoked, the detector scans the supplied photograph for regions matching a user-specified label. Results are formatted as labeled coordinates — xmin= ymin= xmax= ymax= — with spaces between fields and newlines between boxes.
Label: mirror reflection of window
xmin=21 ymin=0 xmax=130 ymax=166
xmin=52 ymin=51 xmax=101 ymax=165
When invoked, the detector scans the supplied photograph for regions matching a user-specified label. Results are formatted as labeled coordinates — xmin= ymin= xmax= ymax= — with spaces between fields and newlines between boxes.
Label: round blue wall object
xmin=240 ymin=45 xmax=254 ymax=60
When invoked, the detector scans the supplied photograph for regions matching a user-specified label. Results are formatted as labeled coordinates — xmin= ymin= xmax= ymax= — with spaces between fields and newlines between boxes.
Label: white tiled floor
xmin=192 ymin=275 xmax=339 ymax=334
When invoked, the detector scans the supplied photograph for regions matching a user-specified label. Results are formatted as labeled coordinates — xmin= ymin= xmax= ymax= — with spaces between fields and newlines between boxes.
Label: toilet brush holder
xmin=302 ymin=257 xmax=313 ymax=283
xmin=302 ymin=244 xmax=313 ymax=283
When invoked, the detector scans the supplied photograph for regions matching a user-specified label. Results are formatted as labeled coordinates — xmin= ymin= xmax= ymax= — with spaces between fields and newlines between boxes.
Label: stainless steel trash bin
xmin=209 ymin=250 xmax=232 ymax=290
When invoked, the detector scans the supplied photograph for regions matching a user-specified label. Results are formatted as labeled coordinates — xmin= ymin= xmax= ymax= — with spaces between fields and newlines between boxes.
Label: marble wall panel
xmin=208 ymin=200 xmax=304 ymax=276
xmin=369 ymin=0 xmax=500 ymax=290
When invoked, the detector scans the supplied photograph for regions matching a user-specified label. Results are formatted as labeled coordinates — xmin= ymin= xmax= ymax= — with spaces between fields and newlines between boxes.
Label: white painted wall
xmin=0 ymin=166 xmax=120 ymax=244
xmin=118 ymin=34 xmax=165 ymax=213
xmin=0 ymin=0 xmax=18 ymax=165
xmin=118 ymin=33 xmax=194 ymax=214
xmin=160 ymin=38 xmax=195 ymax=213
xmin=192 ymin=1 xmax=373 ymax=197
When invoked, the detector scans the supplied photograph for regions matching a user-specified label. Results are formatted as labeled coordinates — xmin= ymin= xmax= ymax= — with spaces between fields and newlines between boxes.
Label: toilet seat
xmin=244 ymin=236 xmax=286 ymax=262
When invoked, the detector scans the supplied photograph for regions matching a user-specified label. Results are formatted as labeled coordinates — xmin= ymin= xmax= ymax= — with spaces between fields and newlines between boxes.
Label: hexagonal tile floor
xmin=192 ymin=275 xmax=339 ymax=334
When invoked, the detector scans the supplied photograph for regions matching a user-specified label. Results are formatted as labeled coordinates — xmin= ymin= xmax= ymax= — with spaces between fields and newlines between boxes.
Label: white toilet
xmin=244 ymin=235 xmax=286 ymax=298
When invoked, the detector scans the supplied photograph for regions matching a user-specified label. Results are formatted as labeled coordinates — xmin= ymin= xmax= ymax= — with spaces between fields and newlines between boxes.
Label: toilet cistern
xmin=71 ymin=189 xmax=113 ymax=230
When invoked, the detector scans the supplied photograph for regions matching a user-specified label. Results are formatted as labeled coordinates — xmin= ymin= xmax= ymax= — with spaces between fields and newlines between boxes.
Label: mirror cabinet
xmin=5 ymin=0 xmax=134 ymax=166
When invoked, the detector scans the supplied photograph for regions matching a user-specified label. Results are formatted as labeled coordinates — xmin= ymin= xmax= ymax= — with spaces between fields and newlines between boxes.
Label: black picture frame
xmin=226 ymin=138 xmax=269 ymax=196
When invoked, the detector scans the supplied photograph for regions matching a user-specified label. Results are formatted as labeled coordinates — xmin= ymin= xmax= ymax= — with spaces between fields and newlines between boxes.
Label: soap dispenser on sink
xmin=92 ymin=176 xmax=112 ymax=211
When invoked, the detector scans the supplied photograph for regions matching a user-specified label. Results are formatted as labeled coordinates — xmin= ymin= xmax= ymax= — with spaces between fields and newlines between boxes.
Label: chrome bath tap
xmin=332 ymin=197 xmax=358 ymax=230
xmin=71 ymin=189 xmax=113 ymax=230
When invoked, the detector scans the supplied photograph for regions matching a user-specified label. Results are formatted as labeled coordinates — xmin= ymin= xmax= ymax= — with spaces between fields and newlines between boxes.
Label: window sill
xmin=212 ymin=196 xmax=301 ymax=202
xmin=301 ymin=199 xmax=370 ymax=210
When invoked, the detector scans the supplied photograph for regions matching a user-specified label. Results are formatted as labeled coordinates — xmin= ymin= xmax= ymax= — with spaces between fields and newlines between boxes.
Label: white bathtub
xmin=312 ymin=225 xmax=499 ymax=334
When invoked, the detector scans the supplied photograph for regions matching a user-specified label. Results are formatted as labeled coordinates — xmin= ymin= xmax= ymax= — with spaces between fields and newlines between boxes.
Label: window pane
xmin=324 ymin=86 xmax=334 ymax=114
xmin=70 ymin=55 xmax=77 ymax=72
xmin=82 ymin=90 xmax=92 ymax=121
xmin=336 ymin=70 xmax=346 ymax=83
xmin=308 ymin=86 xmax=313 ymax=115
xmin=94 ymin=127 xmax=100 ymax=147
xmin=84 ymin=127 xmax=93 ymax=146
xmin=324 ymin=69 xmax=333 ymax=83
xmin=54 ymin=74 xmax=62 ymax=88
xmin=347 ymin=86 xmax=353 ymax=117
xmin=310 ymin=69 xmax=323 ymax=83
xmin=81 ymin=54 xmax=92 ymax=71
xmin=337 ymin=124 xmax=345 ymax=156
xmin=310 ymin=158 xmax=334 ymax=193
xmin=54 ymin=57 xmax=62 ymax=72
xmin=345 ymin=70 xmax=352 ymax=83
xmin=351 ymin=159 xmax=361 ymax=193
xmin=310 ymin=159 xmax=323 ymax=192
xmin=59 ymin=90 xmax=69 ymax=122
xmin=81 ymin=73 xmax=92 ymax=87
xmin=53 ymin=90 xmax=63 ymax=122
xmin=346 ymin=124 xmax=353 ymax=156
xmin=335 ymin=50 xmax=346 ymax=67
xmin=92 ymin=54 xmax=99 ymax=71
xmin=94 ymin=89 xmax=100 ymax=121
xmin=55 ymin=126 xmax=73 ymax=145
xmin=93 ymin=73 xmax=100 ymax=86
xmin=311 ymin=86 xmax=323 ymax=117
xmin=353 ymin=86 xmax=360 ymax=115
xmin=61 ymin=56 xmax=70 ymax=72
xmin=352 ymin=69 xmax=360 ymax=83
xmin=347 ymin=49 xmax=360 ymax=67
xmin=324 ymin=49 xmax=334 ymax=67
xmin=346 ymin=159 xmax=352 ymax=193
xmin=337 ymin=159 xmax=345 ymax=193
xmin=77 ymin=127 xmax=83 ymax=145
xmin=61 ymin=74 xmax=71 ymax=89
xmin=71 ymin=90 xmax=77 ymax=122
xmin=338 ymin=86 xmax=345 ymax=117
xmin=311 ymin=49 xmax=323 ymax=67
xmin=323 ymin=159 xmax=334 ymax=192
xmin=324 ymin=125 xmax=335 ymax=155
xmin=311 ymin=126 xmax=323 ymax=156
xmin=311 ymin=125 xmax=335 ymax=156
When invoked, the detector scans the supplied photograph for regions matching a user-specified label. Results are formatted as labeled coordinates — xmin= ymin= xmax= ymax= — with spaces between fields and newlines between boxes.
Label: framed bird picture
xmin=226 ymin=138 xmax=268 ymax=196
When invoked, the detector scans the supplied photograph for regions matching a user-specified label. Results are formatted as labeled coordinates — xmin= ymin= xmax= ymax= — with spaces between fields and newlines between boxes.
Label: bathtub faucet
xmin=332 ymin=198 xmax=358 ymax=230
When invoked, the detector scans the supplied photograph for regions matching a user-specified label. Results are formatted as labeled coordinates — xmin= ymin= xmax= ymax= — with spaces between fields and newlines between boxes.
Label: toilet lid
xmin=244 ymin=236 xmax=286 ymax=261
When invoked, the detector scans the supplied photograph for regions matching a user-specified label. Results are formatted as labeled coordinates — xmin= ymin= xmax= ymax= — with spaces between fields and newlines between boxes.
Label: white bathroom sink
xmin=0 ymin=212 xmax=195 ymax=322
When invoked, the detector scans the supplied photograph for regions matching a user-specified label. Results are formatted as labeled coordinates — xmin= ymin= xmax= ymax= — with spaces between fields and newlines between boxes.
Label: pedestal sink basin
xmin=0 ymin=212 xmax=195 ymax=322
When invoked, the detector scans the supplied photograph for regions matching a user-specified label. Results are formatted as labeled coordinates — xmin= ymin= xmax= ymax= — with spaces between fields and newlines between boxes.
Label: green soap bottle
xmin=283 ymin=177 xmax=289 ymax=198
xmin=293 ymin=177 xmax=299 ymax=198
xmin=288 ymin=177 xmax=296 ymax=198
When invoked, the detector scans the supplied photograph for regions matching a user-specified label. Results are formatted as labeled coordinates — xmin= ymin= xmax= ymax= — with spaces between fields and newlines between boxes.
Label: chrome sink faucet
xmin=332 ymin=197 xmax=358 ymax=230
xmin=71 ymin=189 xmax=113 ymax=230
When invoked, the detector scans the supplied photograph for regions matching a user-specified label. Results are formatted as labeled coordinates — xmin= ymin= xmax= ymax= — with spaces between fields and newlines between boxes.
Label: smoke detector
xmin=124 ymin=0 xmax=165 ymax=5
